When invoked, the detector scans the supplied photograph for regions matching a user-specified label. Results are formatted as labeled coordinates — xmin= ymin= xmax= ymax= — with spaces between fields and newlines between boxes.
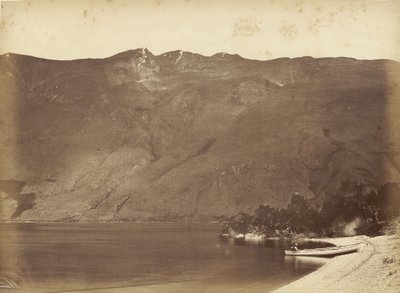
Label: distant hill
xmin=0 ymin=49 xmax=399 ymax=221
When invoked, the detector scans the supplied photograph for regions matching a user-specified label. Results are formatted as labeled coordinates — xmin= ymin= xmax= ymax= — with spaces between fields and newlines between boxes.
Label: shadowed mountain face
xmin=0 ymin=49 xmax=399 ymax=221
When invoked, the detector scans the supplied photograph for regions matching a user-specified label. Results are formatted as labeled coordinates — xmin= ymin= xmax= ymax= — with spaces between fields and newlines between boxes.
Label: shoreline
xmin=63 ymin=234 xmax=399 ymax=293
xmin=6 ymin=223 xmax=399 ymax=292
xmin=272 ymin=234 xmax=400 ymax=293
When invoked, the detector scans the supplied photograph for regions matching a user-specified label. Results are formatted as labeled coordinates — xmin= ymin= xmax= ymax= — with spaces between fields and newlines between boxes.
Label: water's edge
xmin=0 ymin=222 xmax=326 ymax=292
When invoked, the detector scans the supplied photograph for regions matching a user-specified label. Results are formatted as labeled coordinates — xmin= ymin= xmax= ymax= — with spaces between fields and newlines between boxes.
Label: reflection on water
xmin=285 ymin=256 xmax=330 ymax=269
xmin=0 ymin=223 xmax=325 ymax=292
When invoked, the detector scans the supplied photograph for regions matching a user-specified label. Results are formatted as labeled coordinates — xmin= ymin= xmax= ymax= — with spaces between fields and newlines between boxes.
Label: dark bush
xmin=221 ymin=181 xmax=400 ymax=238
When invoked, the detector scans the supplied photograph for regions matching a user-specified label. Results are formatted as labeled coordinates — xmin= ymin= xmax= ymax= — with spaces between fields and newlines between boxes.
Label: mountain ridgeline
xmin=0 ymin=49 xmax=399 ymax=222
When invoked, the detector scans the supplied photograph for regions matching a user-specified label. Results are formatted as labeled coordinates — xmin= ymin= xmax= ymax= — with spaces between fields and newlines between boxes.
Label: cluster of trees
xmin=222 ymin=181 xmax=400 ymax=237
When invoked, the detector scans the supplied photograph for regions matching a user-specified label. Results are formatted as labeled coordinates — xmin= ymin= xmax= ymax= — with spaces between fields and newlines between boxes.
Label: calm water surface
xmin=0 ymin=223 xmax=328 ymax=292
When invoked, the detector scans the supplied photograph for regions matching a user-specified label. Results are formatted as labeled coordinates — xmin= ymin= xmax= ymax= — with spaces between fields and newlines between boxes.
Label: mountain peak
xmin=108 ymin=48 xmax=154 ymax=60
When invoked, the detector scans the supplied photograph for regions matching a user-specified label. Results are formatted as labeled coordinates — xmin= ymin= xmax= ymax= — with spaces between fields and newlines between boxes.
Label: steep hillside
xmin=0 ymin=49 xmax=399 ymax=221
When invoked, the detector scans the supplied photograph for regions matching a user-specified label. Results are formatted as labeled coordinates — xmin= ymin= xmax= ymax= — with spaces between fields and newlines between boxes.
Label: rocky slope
xmin=0 ymin=49 xmax=399 ymax=221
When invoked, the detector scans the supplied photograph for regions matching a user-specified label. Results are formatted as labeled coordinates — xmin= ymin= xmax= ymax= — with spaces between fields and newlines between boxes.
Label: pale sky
xmin=0 ymin=0 xmax=399 ymax=61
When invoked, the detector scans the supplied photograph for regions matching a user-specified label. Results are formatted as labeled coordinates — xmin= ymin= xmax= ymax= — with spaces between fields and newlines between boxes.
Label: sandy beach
xmin=273 ymin=234 xmax=400 ymax=293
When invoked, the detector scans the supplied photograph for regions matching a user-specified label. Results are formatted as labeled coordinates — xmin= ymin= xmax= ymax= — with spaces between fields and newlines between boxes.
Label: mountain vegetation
xmin=221 ymin=181 xmax=400 ymax=237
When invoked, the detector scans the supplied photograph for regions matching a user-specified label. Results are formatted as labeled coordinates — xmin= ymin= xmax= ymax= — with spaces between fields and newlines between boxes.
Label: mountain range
xmin=0 ymin=48 xmax=399 ymax=221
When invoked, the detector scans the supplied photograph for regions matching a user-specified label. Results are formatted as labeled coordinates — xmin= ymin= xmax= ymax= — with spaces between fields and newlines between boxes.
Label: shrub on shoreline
xmin=221 ymin=180 xmax=400 ymax=238
xmin=384 ymin=216 xmax=400 ymax=236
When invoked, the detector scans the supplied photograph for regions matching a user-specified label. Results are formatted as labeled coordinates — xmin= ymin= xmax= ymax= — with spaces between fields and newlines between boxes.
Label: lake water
xmin=0 ymin=223 xmax=328 ymax=292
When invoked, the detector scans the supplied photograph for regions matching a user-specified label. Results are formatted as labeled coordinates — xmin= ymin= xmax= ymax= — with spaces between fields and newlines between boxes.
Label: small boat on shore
xmin=285 ymin=243 xmax=362 ymax=257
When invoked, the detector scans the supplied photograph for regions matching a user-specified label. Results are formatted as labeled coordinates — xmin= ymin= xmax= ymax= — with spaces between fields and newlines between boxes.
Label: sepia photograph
xmin=0 ymin=0 xmax=399 ymax=292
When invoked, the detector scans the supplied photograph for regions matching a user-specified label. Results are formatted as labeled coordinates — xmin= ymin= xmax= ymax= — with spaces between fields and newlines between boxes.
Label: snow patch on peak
xmin=137 ymin=48 xmax=149 ymax=68
xmin=175 ymin=50 xmax=183 ymax=64
xmin=270 ymin=80 xmax=285 ymax=87
xmin=5 ymin=53 xmax=9 ymax=58
xmin=213 ymin=52 xmax=228 ymax=58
